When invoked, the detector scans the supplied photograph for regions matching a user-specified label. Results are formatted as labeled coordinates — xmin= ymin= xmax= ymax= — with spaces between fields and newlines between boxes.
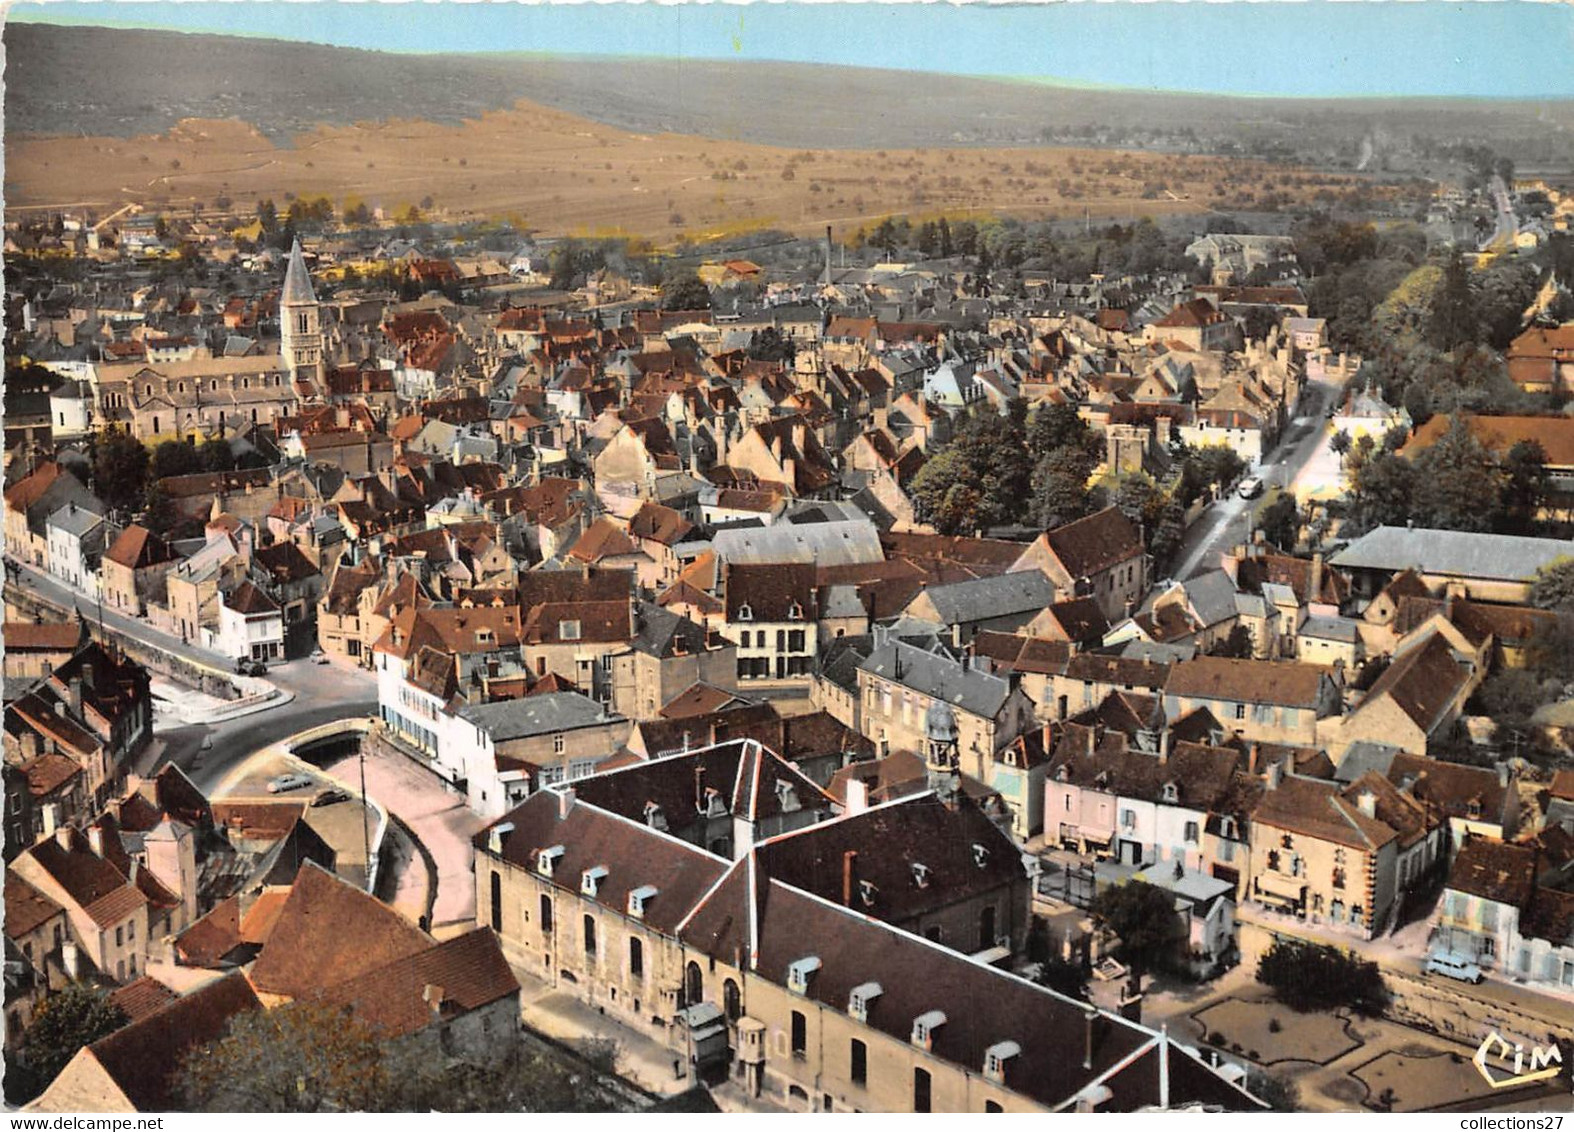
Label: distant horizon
xmin=9 ymin=1 xmax=1574 ymax=102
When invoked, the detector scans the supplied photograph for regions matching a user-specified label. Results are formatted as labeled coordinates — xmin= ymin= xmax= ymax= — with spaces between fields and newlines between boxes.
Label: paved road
xmin=1168 ymin=381 xmax=1337 ymax=581
xmin=1480 ymin=175 xmax=1519 ymax=251
xmin=8 ymin=557 xmax=378 ymax=792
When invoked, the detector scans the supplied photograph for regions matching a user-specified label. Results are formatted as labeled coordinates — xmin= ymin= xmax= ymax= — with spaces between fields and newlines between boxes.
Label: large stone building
xmin=473 ymin=738 xmax=1263 ymax=1113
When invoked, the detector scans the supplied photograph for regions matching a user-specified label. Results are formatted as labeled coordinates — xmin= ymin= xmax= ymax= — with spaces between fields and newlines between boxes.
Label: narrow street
xmin=1169 ymin=380 xmax=1337 ymax=581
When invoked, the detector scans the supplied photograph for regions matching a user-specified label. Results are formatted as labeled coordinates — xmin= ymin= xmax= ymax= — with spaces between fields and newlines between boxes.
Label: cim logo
xmin=1472 ymin=1030 xmax=1566 ymax=1089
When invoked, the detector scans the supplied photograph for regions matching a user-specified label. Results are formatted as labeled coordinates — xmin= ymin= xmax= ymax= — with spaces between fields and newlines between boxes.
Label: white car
xmin=267 ymin=772 xmax=314 ymax=794
xmin=1238 ymin=477 xmax=1264 ymax=500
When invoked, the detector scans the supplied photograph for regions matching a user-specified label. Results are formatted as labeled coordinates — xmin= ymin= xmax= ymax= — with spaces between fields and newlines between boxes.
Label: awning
xmin=1256 ymin=873 xmax=1307 ymax=902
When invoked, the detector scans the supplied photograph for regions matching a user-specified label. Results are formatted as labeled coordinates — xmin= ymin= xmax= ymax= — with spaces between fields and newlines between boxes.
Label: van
xmin=1424 ymin=950 xmax=1484 ymax=984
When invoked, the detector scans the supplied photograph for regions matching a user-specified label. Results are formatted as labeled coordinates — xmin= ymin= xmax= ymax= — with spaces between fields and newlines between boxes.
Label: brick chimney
xmin=842 ymin=850 xmax=859 ymax=907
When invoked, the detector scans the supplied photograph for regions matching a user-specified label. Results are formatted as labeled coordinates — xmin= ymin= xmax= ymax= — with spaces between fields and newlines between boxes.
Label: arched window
xmin=539 ymin=893 xmax=553 ymax=934
xmin=489 ymin=871 xmax=502 ymax=932
xmin=978 ymin=904 xmax=997 ymax=951
xmin=684 ymin=960 xmax=703 ymax=1006
xmin=723 ymin=978 xmax=741 ymax=1022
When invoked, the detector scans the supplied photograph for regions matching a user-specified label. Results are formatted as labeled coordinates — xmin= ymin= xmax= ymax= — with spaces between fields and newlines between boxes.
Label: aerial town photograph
xmin=1 ymin=0 xmax=1572 ymax=1117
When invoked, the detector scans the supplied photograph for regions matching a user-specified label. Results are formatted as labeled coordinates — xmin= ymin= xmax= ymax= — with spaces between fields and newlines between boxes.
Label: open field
xmin=7 ymin=105 xmax=1425 ymax=242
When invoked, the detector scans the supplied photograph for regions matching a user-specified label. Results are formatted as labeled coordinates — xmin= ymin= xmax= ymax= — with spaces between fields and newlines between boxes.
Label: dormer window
xmin=858 ymin=879 xmax=877 ymax=907
xmin=644 ymin=801 xmax=668 ymax=831
xmin=911 ymin=1010 xmax=946 ymax=1050
xmin=1162 ymin=782 xmax=1179 ymax=804
xmin=737 ymin=603 xmax=753 ymax=621
xmin=848 ymin=981 xmax=882 ymax=1022
xmin=1467 ymin=797 xmax=1483 ymax=820
xmin=775 ymin=780 xmax=801 ymax=813
xmin=476 ymin=628 xmax=495 ymax=646
xmin=536 ymin=844 xmax=565 ymax=877
xmin=972 ymin=843 xmax=990 ymax=869
xmin=1220 ymin=816 xmax=1237 ymax=840
xmin=788 ymin=600 xmax=803 ymax=621
xmin=1055 ymin=764 xmax=1070 ymax=783
xmin=580 ymin=865 xmax=608 ymax=896
xmin=787 ymin=956 xmax=822 ymax=995
xmin=628 ymin=884 xmax=658 ymax=919
xmin=984 ymin=1041 xmax=1021 ymax=1084
xmin=487 ymin=821 xmax=514 ymax=855
xmin=911 ymin=862 xmax=931 ymax=889
xmin=702 ymin=787 xmax=727 ymax=818
xmin=559 ymin=620 xmax=581 ymax=641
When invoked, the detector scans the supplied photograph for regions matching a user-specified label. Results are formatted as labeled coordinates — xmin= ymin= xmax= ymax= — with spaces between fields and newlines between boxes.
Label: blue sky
xmin=11 ymin=1 xmax=1574 ymax=100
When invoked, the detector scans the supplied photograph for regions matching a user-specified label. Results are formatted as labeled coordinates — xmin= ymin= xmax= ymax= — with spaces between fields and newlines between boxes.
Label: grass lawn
xmin=1192 ymin=997 xmax=1362 ymax=1066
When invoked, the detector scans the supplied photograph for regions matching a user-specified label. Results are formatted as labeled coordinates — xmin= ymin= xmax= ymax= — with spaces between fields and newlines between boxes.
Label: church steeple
xmin=924 ymin=697 xmax=962 ymax=806
xmin=280 ymin=237 xmax=323 ymax=393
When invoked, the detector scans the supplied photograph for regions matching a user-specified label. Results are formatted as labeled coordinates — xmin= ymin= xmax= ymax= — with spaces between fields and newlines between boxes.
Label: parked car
xmin=267 ymin=772 xmax=314 ymax=795
xmin=311 ymin=788 xmax=351 ymax=807
xmin=235 ymin=658 xmax=267 ymax=677
xmin=1424 ymin=951 xmax=1484 ymax=984
xmin=1237 ymin=476 xmax=1264 ymax=500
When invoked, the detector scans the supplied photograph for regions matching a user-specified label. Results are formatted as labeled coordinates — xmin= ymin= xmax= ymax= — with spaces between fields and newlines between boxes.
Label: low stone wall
xmin=6 ymin=585 xmax=241 ymax=700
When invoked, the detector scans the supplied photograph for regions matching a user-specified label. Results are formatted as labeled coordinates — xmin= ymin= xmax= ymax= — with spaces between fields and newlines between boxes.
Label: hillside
xmin=9 ymin=22 xmax=1574 ymax=160
xmin=3 ymin=21 xmax=1559 ymax=240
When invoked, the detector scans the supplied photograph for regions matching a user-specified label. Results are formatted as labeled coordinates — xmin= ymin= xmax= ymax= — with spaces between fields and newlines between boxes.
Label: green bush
xmin=1256 ymin=939 xmax=1391 ymax=1015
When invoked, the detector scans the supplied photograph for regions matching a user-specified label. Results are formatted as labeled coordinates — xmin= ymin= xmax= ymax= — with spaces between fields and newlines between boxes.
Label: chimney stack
xmin=558 ymin=787 xmax=575 ymax=820
xmin=87 ymin=825 xmax=105 ymax=857
xmin=1083 ymin=1007 xmax=1101 ymax=1070
xmin=1309 ymin=552 xmax=1325 ymax=605
xmin=68 ymin=678 xmax=83 ymax=717
xmin=422 ymin=984 xmax=445 ymax=1015
xmin=1356 ymin=790 xmax=1377 ymax=819
xmin=56 ymin=825 xmax=73 ymax=851
xmin=842 ymin=850 xmax=859 ymax=907
xmin=1264 ymin=756 xmax=1283 ymax=791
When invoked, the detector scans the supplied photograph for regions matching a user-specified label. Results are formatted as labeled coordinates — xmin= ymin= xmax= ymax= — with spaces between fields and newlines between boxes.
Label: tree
xmin=1256 ymin=939 xmax=1389 ymax=1015
xmin=1343 ymin=452 xmax=1418 ymax=537
xmin=1529 ymin=557 xmax=1574 ymax=612
xmin=15 ymin=983 xmax=129 ymax=1101
xmin=1246 ymin=1069 xmax=1301 ymax=1112
xmin=179 ymin=1002 xmax=391 ymax=1111
xmin=1034 ymin=958 xmax=1090 ymax=1002
xmin=1426 ymin=248 xmax=1476 ymax=352
xmin=1027 ymin=402 xmax=1089 ymax=459
xmin=1209 ymin=625 xmax=1256 ymax=659
xmin=1330 ymin=429 xmax=1352 ymax=465
xmin=151 ymin=439 xmax=203 ymax=481
xmin=1030 ymin=447 xmax=1096 ymax=529
xmin=660 ymin=272 xmax=711 ymax=311
xmin=256 ymin=198 xmax=278 ymax=234
xmin=1241 ymin=306 xmax=1279 ymax=345
xmin=142 ymin=483 xmax=178 ymax=538
xmin=1258 ymin=492 xmax=1300 ymax=551
xmin=1411 ymin=414 xmax=1504 ymax=532
xmin=1500 ymin=439 xmax=1549 ymax=534
xmin=746 ymin=326 xmax=796 ymax=364
xmin=199 ymin=439 xmax=236 ymax=473
xmin=1089 ymin=881 xmax=1186 ymax=981
xmin=91 ymin=426 xmax=149 ymax=514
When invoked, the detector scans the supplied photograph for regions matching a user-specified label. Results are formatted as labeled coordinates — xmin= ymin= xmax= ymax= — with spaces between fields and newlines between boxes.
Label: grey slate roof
xmin=711 ymin=519 xmax=882 ymax=567
xmin=457 ymin=691 xmax=616 ymax=741
xmin=1182 ymin=569 xmax=1240 ymax=629
xmin=48 ymin=503 xmax=104 ymax=538
xmin=859 ymin=640 xmax=1012 ymax=719
xmin=1299 ymin=615 xmax=1360 ymax=643
xmin=1330 ymin=527 xmax=1574 ymax=583
xmin=1334 ymin=742 xmax=1402 ymax=785
xmin=911 ymin=571 xmax=1056 ymax=626
xmin=282 ymin=238 xmax=317 ymax=306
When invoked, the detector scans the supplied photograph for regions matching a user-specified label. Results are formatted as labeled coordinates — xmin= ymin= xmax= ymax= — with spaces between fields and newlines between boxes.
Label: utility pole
xmin=359 ymin=734 xmax=372 ymax=893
